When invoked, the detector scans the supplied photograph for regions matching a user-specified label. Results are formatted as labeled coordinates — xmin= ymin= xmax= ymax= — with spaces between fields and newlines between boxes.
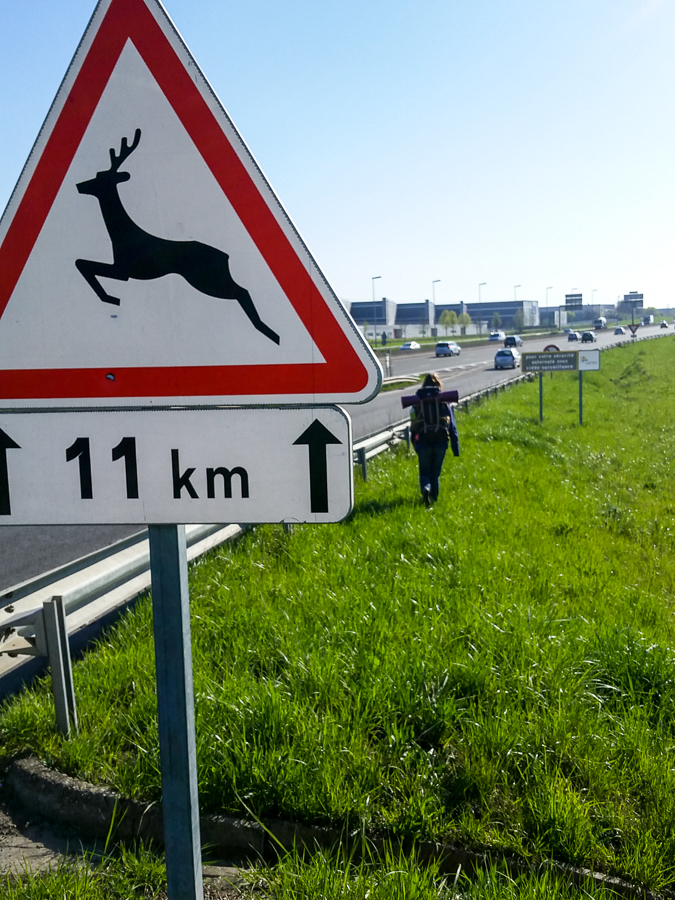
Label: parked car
xmin=489 ymin=331 xmax=506 ymax=341
xmin=435 ymin=341 xmax=461 ymax=357
xmin=614 ymin=326 xmax=626 ymax=335
xmin=581 ymin=331 xmax=597 ymax=343
xmin=504 ymin=335 xmax=523 ymax=347
xmin=399 ymin=341 xmax=421 ymax=350
xmin=567 ymin=331 xmax=581 ymax=342
xmin=494 ymin=348 xmax=520 ymax=369
xmin=660 ymin=320 xmax=669 ymax=329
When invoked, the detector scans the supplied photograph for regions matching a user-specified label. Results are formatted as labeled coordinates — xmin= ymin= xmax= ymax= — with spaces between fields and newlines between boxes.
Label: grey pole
xmin=579 ymin=370 xmax=583 ymax=426
xmin=539 ymin=372 xmax=543 ymax=423
xmin=149 ymin=524 xmax=203 ymax=900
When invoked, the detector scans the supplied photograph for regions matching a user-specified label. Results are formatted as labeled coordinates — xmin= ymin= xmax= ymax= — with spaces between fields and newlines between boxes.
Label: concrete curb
xmin=6 ymin=758 xmax=666 ymax=898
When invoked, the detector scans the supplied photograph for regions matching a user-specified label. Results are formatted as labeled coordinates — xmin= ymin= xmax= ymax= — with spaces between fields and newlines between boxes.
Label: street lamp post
xmin=546 ymin=286 xmax=553 ymax=307
xmin=514 ymin=284 xmax=521 ymax=302
xmin=372 ymin=276 xmax=381 ymax=343
xmin=478 ymin=283 xmax=486 ymax=335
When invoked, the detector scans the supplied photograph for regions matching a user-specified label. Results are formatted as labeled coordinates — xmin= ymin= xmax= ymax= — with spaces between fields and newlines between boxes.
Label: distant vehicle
xmin=435 ymin=341 xmax=461 ymax=357
xmin=399 ymin=341 xmax=421 ymax=350
xmin=567 ymin=331 xmax=581 ymax=342
xmin=494 ymin=348 xmax=520 ymax=369
xmin=614 ymin=326 xmax=626 ymax=335
xmin=504 ymin=335 xmax=523 ymax=347
xmin=660 ymin=320 xmax=669 ymax=329
xmin=489 ymin=331 xmax=506 ymax=341
xmin=643 ymin=315 xmax=654 ymax=325
xmin=581 ymin=331 xmax=597 ymax=343
xmin=594 ymin=316 xmax=607 ymax=330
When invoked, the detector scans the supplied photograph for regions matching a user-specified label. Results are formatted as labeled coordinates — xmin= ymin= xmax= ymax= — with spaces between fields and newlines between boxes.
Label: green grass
xmin=1 ymin=338 xmax=675 ymax=891
xmin=251 ymin=846 xmax=625 ymax=899
xmin=0 ymin=845 xmax=165 ymax=899
xmin=0 ymin=845 xmax=630 ymax=899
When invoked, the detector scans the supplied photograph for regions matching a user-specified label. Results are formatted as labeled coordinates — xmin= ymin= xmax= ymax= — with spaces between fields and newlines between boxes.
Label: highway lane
xmin=0 ymin=326 xmax=666 ymax=590
xmin=352 ymin=325 xmax=658 ymax=437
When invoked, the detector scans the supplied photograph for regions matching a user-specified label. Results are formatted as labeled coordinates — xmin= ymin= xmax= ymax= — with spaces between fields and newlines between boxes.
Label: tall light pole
xmin=591 ymin=288 xmax=598 ymax=308
xmin=478 ymin=283 xmax=486 ymax=335
xmin=514 ymin=284 xmax=521 ymax=302
xmin=546 ymin=286 xmax=553 ymax=307
xmin=371 ymin=275 xmax=381 ymax=342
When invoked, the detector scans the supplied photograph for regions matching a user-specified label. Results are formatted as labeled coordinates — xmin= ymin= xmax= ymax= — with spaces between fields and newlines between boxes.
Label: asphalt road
xmin=0 ymin=326 xmax=666 ymax=591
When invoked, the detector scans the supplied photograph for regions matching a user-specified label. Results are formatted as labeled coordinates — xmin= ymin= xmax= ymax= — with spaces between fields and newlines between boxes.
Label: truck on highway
xmin=593 ymin=316 xmax=607 ymax=330
xmin=643 ymin=315 xmax=654 ymax=325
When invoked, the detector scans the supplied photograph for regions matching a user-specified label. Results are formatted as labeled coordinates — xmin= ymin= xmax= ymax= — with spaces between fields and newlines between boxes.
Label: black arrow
xmin=293 ymin=420 xmax=342 ymax=513
xmin=0 ymin=428 xmax=20 ymax=516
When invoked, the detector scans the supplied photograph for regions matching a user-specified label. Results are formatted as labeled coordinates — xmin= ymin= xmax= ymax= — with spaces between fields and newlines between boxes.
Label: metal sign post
xmin=539 ymin=372 xmax=543 ymax=423
xmin=149 ymin=525 xmax=202 ymax=900
xmin=579 ymin=371 xmax=583 ymax=426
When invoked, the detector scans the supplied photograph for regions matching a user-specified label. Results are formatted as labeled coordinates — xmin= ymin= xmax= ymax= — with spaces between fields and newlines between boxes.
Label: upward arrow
xmin=0 ymin=428 xmax=20 ymax=516
xmin=293 ymin=420 xmax=342 ymax=513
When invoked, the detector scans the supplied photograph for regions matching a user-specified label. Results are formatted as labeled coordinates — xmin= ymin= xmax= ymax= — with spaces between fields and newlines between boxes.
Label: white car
xmin=614 ymin=326 xmax=626 ymax=335
xmin=399 ymin=341 xmax=421 ymax=350
xmin=494 ymin=348 xmax=520 ymax=369
xmin=567 ymin=331 xmax=581 ymax=342
xmin=435 ymin=341 xmax=461 ymax=357
xmin=489 ymin=331 xmax=506 ymax=341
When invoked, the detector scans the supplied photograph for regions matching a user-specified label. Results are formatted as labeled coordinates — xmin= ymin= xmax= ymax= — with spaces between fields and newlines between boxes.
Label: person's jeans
xmin=415 ymin=439 xmax=448 ymax=501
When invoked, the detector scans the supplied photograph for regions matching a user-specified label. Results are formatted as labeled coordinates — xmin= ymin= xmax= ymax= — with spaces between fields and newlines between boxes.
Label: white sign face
xmin=0 ymin=0 xmax=380 ymax=408
xmin=0 ymin=408 xmax=352 ymax=525
xmin=578 ymin=349 xmax=600 ymax=371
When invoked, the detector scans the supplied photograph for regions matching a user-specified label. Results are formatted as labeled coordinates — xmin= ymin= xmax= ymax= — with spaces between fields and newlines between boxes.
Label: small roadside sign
xmin=578 ymin=349 xmax=600 ymax=371
xmin=0 ymin=407 xmax=352 ymax=525
xmin=521 ymin=351 xmax=578 ymax=372
xmin=0 ymin=0 xmax=380 ymax=408
xmin=628 ymin=324 xmax=640 ymax=336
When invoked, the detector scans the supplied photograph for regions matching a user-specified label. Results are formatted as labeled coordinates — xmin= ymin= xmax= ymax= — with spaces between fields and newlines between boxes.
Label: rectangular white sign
xmin=578 ymin=348 xmax=600 ymax=371
xmin=0 ymin=407 xmax=352 ymax=525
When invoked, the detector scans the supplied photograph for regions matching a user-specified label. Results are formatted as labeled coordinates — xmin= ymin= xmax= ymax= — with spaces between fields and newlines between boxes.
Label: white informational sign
xmin=0 ymin=0 xmax=380 ymax=409
xmin=0 ymin=407 xmax=352 ymax=525
xmin=578 ymin=349 xmax=600 ymax=371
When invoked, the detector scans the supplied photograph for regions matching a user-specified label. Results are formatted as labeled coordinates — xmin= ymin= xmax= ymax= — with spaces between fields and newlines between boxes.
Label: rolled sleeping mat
xmin=401 ymin=390 xmax=459 ymax=409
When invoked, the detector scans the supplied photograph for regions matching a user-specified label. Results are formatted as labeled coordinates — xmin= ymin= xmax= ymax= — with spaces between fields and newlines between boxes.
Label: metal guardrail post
xmin=43 ymin=596 xmax=78 ymax=737
xmin=357 ymin=446 xmax=368 ymax=481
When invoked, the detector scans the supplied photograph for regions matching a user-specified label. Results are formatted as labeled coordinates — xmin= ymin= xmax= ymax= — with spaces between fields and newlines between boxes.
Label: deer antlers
xmin=108 ymin=129 xmax=142 ymax=171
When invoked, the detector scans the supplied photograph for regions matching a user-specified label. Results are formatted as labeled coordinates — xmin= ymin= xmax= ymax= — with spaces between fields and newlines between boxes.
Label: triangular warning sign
xmin=0 ymin=0 xmax=380 ymax=408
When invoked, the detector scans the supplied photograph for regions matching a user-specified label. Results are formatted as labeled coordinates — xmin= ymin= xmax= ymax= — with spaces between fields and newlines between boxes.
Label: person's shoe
xmin=422 ymin=486 xmax=431 ymax=507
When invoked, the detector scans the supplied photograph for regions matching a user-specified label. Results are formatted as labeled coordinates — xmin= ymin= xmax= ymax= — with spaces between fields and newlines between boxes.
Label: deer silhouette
xmin=75 ymin=129 xmax=280 ymax=344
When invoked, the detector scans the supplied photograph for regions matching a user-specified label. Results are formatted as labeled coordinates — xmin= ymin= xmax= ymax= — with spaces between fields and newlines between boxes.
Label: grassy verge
xmin=1 ymin=339 xmax=674 ymax=890
xmin=0 ymin=847 xmax=630 ymax=899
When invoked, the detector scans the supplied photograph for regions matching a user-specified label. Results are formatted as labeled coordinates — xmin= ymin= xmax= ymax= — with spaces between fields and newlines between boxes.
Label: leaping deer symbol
xmin=75 ymin=129 xmax=280 ymax=345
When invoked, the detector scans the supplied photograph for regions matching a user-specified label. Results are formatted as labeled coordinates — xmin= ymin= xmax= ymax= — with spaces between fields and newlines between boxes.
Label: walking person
xmin=410 ymin=373 xmax=459 ymax=506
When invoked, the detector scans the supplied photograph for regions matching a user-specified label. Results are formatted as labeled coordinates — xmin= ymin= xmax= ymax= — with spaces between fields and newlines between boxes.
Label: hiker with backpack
xmin=408 ymin=373 xmax=460 ymax=506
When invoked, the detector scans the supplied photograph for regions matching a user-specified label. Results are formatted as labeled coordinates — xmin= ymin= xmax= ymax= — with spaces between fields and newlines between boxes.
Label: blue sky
xmin=1 ymin=0 xmax=674 ymax=310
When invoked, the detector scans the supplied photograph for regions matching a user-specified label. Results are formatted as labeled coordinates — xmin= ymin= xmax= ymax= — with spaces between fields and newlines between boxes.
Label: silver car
xmin=494 ymin=348 xmax=520 ymax=369
xmin=435 ymin=341 xmax=461 ymax=357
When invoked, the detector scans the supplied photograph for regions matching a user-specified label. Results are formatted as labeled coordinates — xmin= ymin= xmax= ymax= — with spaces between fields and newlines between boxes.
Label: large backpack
xmin=411 ymin=386 xmax=450 ymax=441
